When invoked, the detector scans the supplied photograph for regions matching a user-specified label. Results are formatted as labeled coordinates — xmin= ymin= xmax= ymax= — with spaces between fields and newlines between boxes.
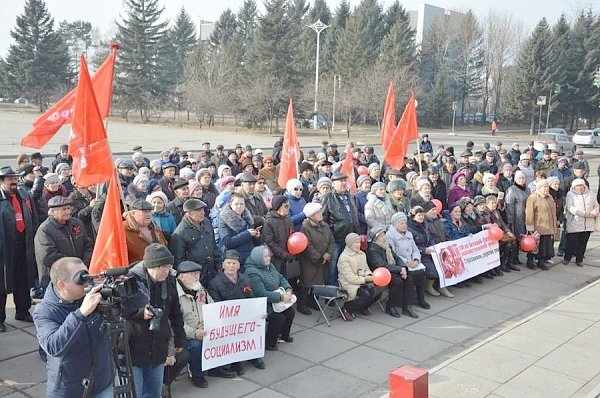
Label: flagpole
xmin=416 ymin=138 xmax=423 ymax=175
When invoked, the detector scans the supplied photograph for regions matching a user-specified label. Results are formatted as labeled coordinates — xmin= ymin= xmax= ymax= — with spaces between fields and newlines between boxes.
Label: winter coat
xmin=549 ymin=167 xmax=572 ymax=182
xmin=33 ymin=283 xmax=113 ymax=398
xmin=159 ymin=176 xmax=176 ymax=201
xmin=259 ymin=167 xmax=280 ymax=194
xmin=126 ymin=183 xmax=147 ymax=205
xmin=337 ymin=246 xmax=372 ymax=301
xmin=550 ymin=188 xmax=566 ymax=223
xmin=200 ymin=183 xmax=219 ymax=215
xmin=565 ymin=186 xmax=599 ymax=233
xmin=365 ymin=193 xmax=394 ymax=233
xmin=298 ymin=218 xmax=335 ymax=287
xmin=68 ymin=189 xmax=96 ymax=240
xmin=462 ymin=214 xmax=484 ymax=235
xmin=34 ymin=216 xmax=93 ymax=286
xmin=151 ymin=211 xmax=178 ymax=240
xmin=0 ymin=188 xmax=37 ymax=294
xmin=245 ymin=246 xmax=291 ymax=314
xmin=285 ymin=192 xmax=307 ymax=232
xmin=447 ymin=173 xmax=473 ymax=207
xmin=322 ymin=190 xmax=359 ymax=242
xmin=425 ymin=215 xmax=447 ymax=244
xmin=440 ymin=167 xmax=456 ymax=193
xmin=389 ymin=195 xmax=410 ymax=215
xmin=407 ymin=219 xmax=434 ymax=255
xmin=366 ymin=241 xmax=407 ymax=285
xmin=51 ymin=154 xmax=73 ymax=173
xmin=525 ymin=191 xmax=557 ymax=235
xmin=240 ymin=190 xmax=268 ymax=219
xmin=442 ymin=213 xmax=471 ymax=240
xmin=176 ymin=280 xmax=214 ymax=339
xmin=218 ymin=204 xmax=257 ymax=266
xmin=169 ymin=215 xmax=220 ymax=287
xmin=125 ymin=262 xmax=186 ymax=368
xmin=354 ymin=190 xmax=369 ymax=235
xmin=209 ymin=271 xmax=255 ymax=303
xmin=43 ymin=185 xmax=68 ymax=201
xmin=386 ymin=227 xmax=425 ymax=271
xmin=19 ymin=176 xmax=47 ymax=222
xmin=420 ymin=140 xmax=433 ymax=154
xmin=263 ymin=210 xmax=293 ymax=274
xmin=124 ymin=216 xmax=167 ymax=263
xmin=430 ymin=180 xmax=447 ymax=209
xmin=505 ymin=183 xmax=530 ymax=237
xmin=166 ymin=196 xmax=187 ymax=225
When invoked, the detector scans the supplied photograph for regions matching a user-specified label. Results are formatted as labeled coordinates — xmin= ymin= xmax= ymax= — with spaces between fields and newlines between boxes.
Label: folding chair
xmin=311 ymin=285 xmax=347 ymax=326
xmin=376 ymin=287 xmax=389 ymax=313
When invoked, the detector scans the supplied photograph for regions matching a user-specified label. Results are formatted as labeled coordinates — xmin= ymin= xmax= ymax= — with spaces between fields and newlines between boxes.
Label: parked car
xmin=572 ymin=128 xmax=600 ymax=148
xmin=534 ymin=129 xmax=575 ymax=154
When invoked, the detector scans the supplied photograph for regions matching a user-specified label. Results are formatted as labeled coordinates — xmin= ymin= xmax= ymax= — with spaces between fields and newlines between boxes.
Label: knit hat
xmin=473 ymin=195 xmax=486 ymax=206
xmin=146 ymin=179 xmax=160 ymax=194
xmin=422 ymin=201 xmax=436 ymax=213
xmin=345 ymin=233 xmax=361 ymax=247
xmin=519 ymin=153 xmax=530 ymax=161
xmin=547 ymin=176 xmax=560 ymax=186
xmin=368 ymin=226 xmax=386 ymax=242
xmin=143 ymin=243 xmax=174 ymax=268
xmin=303 ymin=202 xmax=322 ymax=218
xmin=458 ymin=197 xmax=472 ymax=212
xmin=220 ymin=176 xmax=236 ymax=188
xmin=391 ymin=212 xmax=407 ymax=226
xmin=368 ymin=163 xmax=380 ymax=173
xmin=55 ymin=163 xmax=70 ymax=174
xmin=272 ymin=195 xmax=288 ymax=211
xmin=133 ymin=174 xmax=149 ymax=186
xmin=150 ymin=159 xmax=161 ymax=168
xmin=514 ymin=170 xmax=525 ymax=180
xmin=179 ymin=168 xmax=195 ymax=180
xmin=188 ymin=179 xmax=201 ymax=195
xmin=146 ymin=191 xmax=168 ymax=206
xmin=138 ymin=167 xmax=151 ymax=177
xmin=286 ymin=178 xmax=302 ymax=193
xmin=416 ymin=178 xmax=431 ymax=191
xmin=536 ymin=179 xmax=549 ymax=188
xmin=217 ymin=164 xmax=231 ymax=178
xmin=482 ymin=173 xmax=495 ymax=184
xmin=387 ymin=179 xmax=406 ymax=192
xmin=196 ymin=168 xmax=210 ymax=179
xmin=406 ymin=171 xmax=418 ymax=184
xmin=316 ymin=177 xmax=332 ymax=189
xmin=410 ymin=206 xmax=424 ymax=216
xmin=356 ymin=175 xmax=371 ymax=188
xmin=132 ymin=152 xmax=144 ymax=161
xmin=571 ymin=178 xmax=586 ymax=188
xmin=44 ymin=173 xmax=60 ymax=185
xmin=370 ymin=182 xmax=386 ymax=194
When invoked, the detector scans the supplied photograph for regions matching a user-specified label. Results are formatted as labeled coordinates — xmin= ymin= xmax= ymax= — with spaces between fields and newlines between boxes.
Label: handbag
xmin=284 ymin=257 xmax=301 ymax=279
xmin=501 ymin=231 xmax=516 ymax=243
xmin=356 ymin=282 xmax=376 ymax=299
xmin=554 ymin=226 xmax=562 ymax=242
xmin=271 ymin=287 xmax=297 ymax=313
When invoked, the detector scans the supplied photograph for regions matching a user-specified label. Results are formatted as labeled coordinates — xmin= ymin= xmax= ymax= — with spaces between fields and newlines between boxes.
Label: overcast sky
xmin=0 ymin=0 xmax=596 ymax=58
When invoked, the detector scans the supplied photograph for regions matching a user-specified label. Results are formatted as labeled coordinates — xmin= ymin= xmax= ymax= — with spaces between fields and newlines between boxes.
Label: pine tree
xmin=209 ymin=9 xmax=238 ymax=51
xmin=546 ymin=15 xmax=574 ymax=128
xmin=58 ymin=20 xmax=92 ymax=77
xmin=321 ymin=0 xmax=349 ymax=75
xmin=378 ymin=2 xmax=416 ymax=73
xmin=2 ymin=0 xmax=70 ymax=110
xmin=296 ymin=0 xmax=331 ymax=81
xmin=170 ymin=7 xmax=197 ymax=83
xmin=116 ymin=0 xmax=170 ymax=122
xmin=576 ymin=12 xmax=599 ymax=128
xmin=584 ymin=16 xmax=600 ymax=127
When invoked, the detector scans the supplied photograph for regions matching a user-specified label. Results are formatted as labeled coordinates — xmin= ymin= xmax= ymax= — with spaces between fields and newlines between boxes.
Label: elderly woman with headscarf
xmin=525 ymin=179 xmax=557 ymax=270
xmin=368 ymin=163 xmax=382 ymax=184
xmin=365 ymin=181 xmax=394 ymax=234
xmin=410 ymin=178 xmax=433 ymax=208
xmin=388 ymin=179 xmax=410 ymax=214
xmin=447 ymin=172 xmax=473 ymax=208
xmin=127 ymin=174 xmax=150 ymax=205
xmin=245 ymin=246 xmax=295 ymax=351
xmin=386 ymin=212 xmax=430 ymax=310
xmin=296 ymin=202 xmax=335 ymax=315
xmin=505 ymin=171 xmax=531 ymax=265
xmin=337 ymin=233 xmax=378 ymax=320
xmin=366 ymin=227 xmax=418 ymax=318
xmin=284 ymin=178 xmax=307 ymax=232
xmin=563 ymin=179 xmax=599 ymax=266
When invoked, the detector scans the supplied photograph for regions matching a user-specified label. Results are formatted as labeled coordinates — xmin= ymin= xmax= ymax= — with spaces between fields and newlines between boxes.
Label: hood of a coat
xmin=245 ymin=245 xmax=269 ymax=270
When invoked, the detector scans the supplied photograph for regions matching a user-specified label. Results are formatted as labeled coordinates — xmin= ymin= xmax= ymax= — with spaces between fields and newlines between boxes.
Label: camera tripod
xmin=83 ymin=318 xmax=136 ymax=398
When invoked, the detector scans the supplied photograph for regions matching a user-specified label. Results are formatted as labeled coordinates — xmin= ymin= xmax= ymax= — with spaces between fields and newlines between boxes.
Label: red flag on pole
xmin=381 ymin=81 xmax=396 ymax=152
xmin=90 ymin=170 xmax=128 ymax=273
xmin=384 ymin=92 xmax=418 ymax=170
xmin=21 ymin=47 xmax=117 ymax=148
xmin=340 ymin=141 xmax=357 ymax=192
xmin=277 ymin=98 xmax=300 ymax=189
xmin=67 ymin=54 xmax=114 ymax=187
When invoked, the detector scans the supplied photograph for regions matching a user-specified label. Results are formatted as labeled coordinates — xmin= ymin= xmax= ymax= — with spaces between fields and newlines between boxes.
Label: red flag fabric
xmin=384 ymin=92 xmax=418 ymax=170
xmin=90 ymin=170 xmax=128 ymax=273
xmin=381 ymin=81 xmax=396 ymax=152
xmin=68 ymin=54 xmax=114 ymax=187
xmin=340 ymin=141 xmax=357 ymax=192
xmin=277 ymin=98 xmax=300 ymax=189
xmin=21 ymin=48 xmax=117 ymax=148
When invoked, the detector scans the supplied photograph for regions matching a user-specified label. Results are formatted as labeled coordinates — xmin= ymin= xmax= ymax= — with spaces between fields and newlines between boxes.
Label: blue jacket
xmin=218 ymin=205 xmax=257 ymax=266
xmin=549 ymin=167 xmax=572 ymax=182
xmin=285 ymin=192 xmax=307 ymax=232
xmin=33 ymin=283 xmax=113 ymax=398
xmin=441 ymin=212 xmax=471 ymax=240
xmin=151 ymin=211 xmax=177 ymax=238
xmin=354 ymin=190 xmax=369 ymax=235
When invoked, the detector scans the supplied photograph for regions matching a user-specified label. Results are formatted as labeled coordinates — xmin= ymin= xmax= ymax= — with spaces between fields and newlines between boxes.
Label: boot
xmin=425 ymin=279 xmax=440 ymax=296
xmin=413 ymin=271 xmax=429 ymax=308
xmin=526 ymin=254 xmax=536 ymax=269
xmin=296 ymin=287 xmax=312 ymax=315
xmin=437 ymin=287 xmax=454 ymax=298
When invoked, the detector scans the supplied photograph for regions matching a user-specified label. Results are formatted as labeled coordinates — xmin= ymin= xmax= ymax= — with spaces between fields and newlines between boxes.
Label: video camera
xmin=74 ymin=268 xmax=138 ymax=321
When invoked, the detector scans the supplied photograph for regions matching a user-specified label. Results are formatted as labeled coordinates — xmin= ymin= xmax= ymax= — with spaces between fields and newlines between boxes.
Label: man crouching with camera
xmin=33 ymin=257 xmax=114 ymax=398
xmin=125 ymin=243 xmax=186 ymax=398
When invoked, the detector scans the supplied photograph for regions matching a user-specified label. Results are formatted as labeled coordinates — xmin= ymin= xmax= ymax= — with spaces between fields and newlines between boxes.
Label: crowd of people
xmin=1 ymin=135 xmax=598 ymax=397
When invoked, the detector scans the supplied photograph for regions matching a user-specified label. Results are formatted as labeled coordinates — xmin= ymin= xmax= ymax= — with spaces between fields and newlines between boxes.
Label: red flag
xmin=381 ymin=81 xmax=396 ymax=152
xmin=340 ymin=141 xmax=357 ymax=192
xmin=90 ymin=170 xmax=128 ymax=273
xmin=21 ymin=47 xmax=117 ymax=148
xmin=384 ymin=92 xmax=418 ymax=170
xmin=68 ymin=54 xmax=114 ymax=187
xmin=277 ymin=98 xmax=300 ymax=189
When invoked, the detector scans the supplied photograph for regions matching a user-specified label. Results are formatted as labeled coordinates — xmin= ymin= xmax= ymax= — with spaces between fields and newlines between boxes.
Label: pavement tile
xmin=366 ymin=329 xmax=452 ymax=362
xmin=467 ymin=293 xmax=536 ymax=317
xmin=243 ymin=388 xmax=291 ymax=398
xmin=491 ymin=332 xmax=557 ymax=357
xmin=449 ymin=344 xmax=538 ymax=383
xmin=170 ymin=376 xmax=261 ymax=398
xmin=271 ymin=365 xmax=375 ymax=398
xmin=405 ymin=315 xmax=484 ymax=344
xmin=242 ymin=351 xmax=313 ymax=386
xmin=313 ymin=317 xmax=395 ymax=344
xmin=436 ymin=303 xmax=512 ymax=329
xmin=535 ymin=267 xmax=597 ymax=285
xmin=569 ymin=372 xmax=600 ymax=398
xmin=492 ymin=365 xmax=586 ymax=398
xmin=0 ymin=330 xmax=38 ymax=361
xmin=356 ymin=384 xmax=389 ymax=398
xmin=529 ymin=311 xmax=594 ymax=333
xmin=323 ymin=345 xmax=411 ymax=384
xmin=278 ymin=328 xmax=357 ymax=363
xmin=429 ymin=366 xmax=501 ymax=398
xmin=0 ymin=352 xmax=46 ymax=386
xmin=19 ymin=383 xmax=46 ymax=397
xmin=512 ymin=275 xmax=574 ymax=291
xmin=492 ymin=283 xmax=567 ymax=304
xmin=568 ymin=327 xmax=600 ymax=352
xmin=550 ymin=297 xmax=600 ymax=322
xmin=536 ymin=343 xmax=600 ymax=381
xmin=362 ymin=308 xmax=421 ymax=328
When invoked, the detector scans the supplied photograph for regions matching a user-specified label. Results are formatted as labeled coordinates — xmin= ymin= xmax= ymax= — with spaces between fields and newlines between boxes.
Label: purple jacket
xmin=447 ymin=173 xmax=473 ymax=207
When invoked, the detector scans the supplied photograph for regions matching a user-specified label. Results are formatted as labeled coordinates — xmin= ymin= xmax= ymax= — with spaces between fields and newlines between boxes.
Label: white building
xmin=198 ymin=19 xmax=215 ymax=41
xmin=408 ymin=3 xmax=465 ymax=48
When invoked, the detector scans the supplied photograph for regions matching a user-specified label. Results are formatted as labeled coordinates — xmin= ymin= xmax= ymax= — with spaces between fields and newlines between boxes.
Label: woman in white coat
xmin=563 ymin=178 xmax=599 ymax=266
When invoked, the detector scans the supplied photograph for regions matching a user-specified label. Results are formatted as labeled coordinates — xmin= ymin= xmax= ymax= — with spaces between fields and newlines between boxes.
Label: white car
xmin=572 ymin=128 xmax=600 ymax=148
xmin=534 ymin=129 xmax=575 ymax=154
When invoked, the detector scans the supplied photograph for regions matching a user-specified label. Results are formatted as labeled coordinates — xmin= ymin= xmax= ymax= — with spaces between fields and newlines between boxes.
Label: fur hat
xmin=146 ymin=191 xmax=168 ymax=206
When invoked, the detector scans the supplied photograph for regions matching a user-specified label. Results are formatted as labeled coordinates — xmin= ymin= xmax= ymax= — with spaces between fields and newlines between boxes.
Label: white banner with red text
xmin=201 ymin=297 xmax=267 ymax=370
xmin=432 ymin=231 xmax=500 ymax=288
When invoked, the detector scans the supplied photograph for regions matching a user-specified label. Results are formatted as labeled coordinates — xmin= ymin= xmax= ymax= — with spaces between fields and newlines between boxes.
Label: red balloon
xmin=520 ymin=236 xmax=537 ymax=252
xmin=431 ymin=199 xmax=443 ymax=214
xmin=372 ymin=267 xmax=392 ymax=287
xmin=287 ymin=232 xmax=308 ymax=255
xmin=488 ymin=226 xmax=503 ymax=241
xmin=357 ymin=166 xmax=369 ymax=176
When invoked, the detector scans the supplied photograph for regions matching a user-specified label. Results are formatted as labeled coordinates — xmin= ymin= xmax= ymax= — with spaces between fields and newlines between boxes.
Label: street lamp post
xmin=545 ymin=84 xmax=560 ymax=129
xmin=308 ymin=19 xmax=329 ymax=130
xmin=332 ymin=74 xmax=340 ymax=130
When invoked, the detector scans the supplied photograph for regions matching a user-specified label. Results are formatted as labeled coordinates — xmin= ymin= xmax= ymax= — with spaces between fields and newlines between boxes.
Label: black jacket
xmin=34 ymin=216 xmax=93 ymax=287
xmin=51 ymin=153 xmax=73 ymax=173
xmin=68 ymin=189 xmax=97 ymax=240
xmin=20 ymin=176 xmax=48 ymax=222
xmin=169 ymin=215 xmax=220 ymax=286
xmin=208 ymin=271 xmax=255 ymax=302
xmin=321 ymin=190 xmax=359 ymax=242
xmin=125 ymin=262 xmax=186 ymax=368
xmin=430 ymin=179 xmax=447 ymax=209
xmin=263 ymin=210 xmax=293 ymax=273
xmin=366 ymin=242 xmax=406 ymax=275
xmin=159 ymin=176 xmax=176 ymax=201
xmin=166 ymin=196 xmax=187 ymax=225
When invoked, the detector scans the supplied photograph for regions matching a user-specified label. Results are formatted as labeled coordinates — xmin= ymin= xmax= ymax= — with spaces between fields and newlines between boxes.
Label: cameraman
xmin=33 ymin=257 xmax=114 ymax=398
xmin=125 ymin=243 xmax=186 ymax=398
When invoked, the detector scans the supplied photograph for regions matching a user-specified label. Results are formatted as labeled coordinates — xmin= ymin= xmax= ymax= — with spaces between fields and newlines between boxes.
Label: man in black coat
xmin=50 ymin=144 xmax=73 ymax=173
xmin=160 ymin=163 xmax=177 ymax=201
xmin=34 ymin=196 xmax=93 ymax=289
xmin=167 ymin=179 xmax=190 ymax=224
xmin=0 ymin=166 xmax=38 ymax=331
